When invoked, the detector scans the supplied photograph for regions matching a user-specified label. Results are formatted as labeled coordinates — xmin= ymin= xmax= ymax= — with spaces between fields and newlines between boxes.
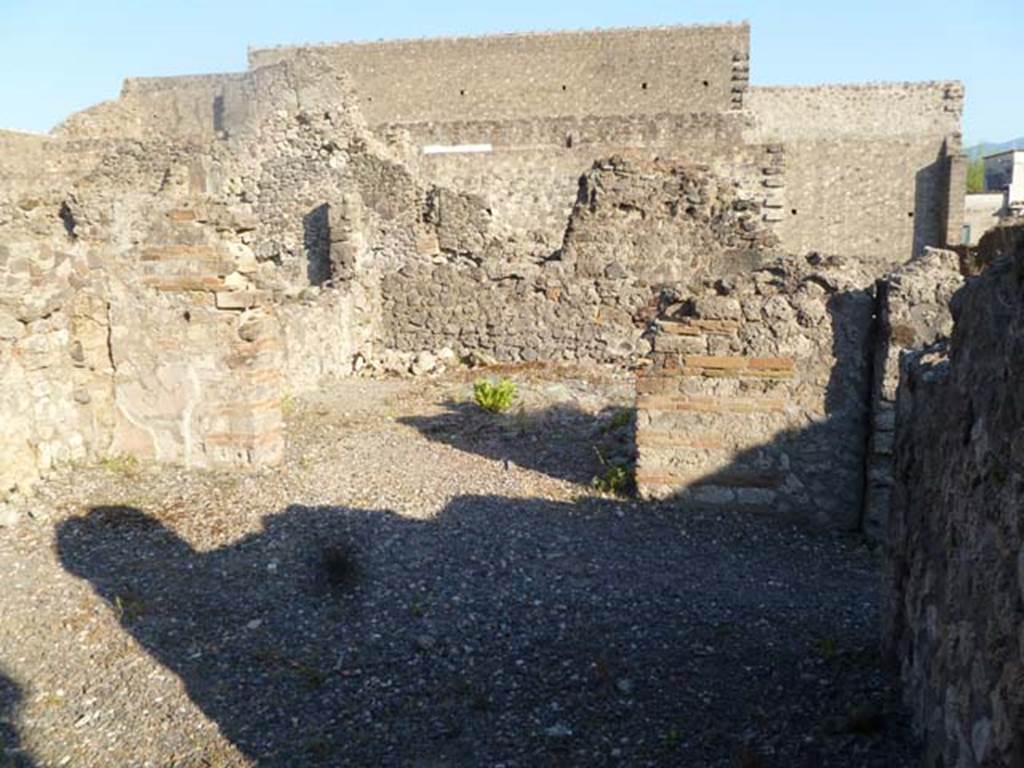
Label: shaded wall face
xmin=862 ymin=248 xmax=961 ymax=541
xmin=887 ymin=245 xmax=1024 ymax=768
xmin=250 ymin=25 xmax=750 ymax=124
xmin=635 ymin=258 xmax=876 ymax=530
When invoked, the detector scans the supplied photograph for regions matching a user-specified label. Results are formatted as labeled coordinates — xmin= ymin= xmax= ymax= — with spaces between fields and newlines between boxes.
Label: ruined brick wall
xmin=384 ymin=111 xmax=771 ymax=250
xmin=635 ymin=255 xmax=876 ymax=530
xmin=48 ymin=29 xmax=961 ymax=272
xmin=0 ymin=245 xmax=114 ymax=497
xmin=0 ymin=53 xmax=403 ymax=497
xmin=381 ymin=158 xmax=777 ymax=364
xmin=862 ymin=248 xmax=961 ymax=540
xmin=54 ymin=74 xmax=248 ymax=142
xmin=0 ymin=24 xmax=969 ymax=507
xmin=886 ymin=245 xmax=1024 ymax=767
xmin=0 ymin=130 xmax=51 ymax=193
xmin=249 ymin=24 xmax=750 ymax=124
xmin=746 ymin=82 xmax=963 ymax=269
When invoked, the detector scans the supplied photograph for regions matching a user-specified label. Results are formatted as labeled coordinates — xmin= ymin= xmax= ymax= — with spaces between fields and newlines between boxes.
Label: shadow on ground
xmin=400 ymin=401 xmax=635 ymax=487
xmin=57 ymin=496 xmax=914 ymax=767
xmin=0 ymin=670 xmax=35 ymax=768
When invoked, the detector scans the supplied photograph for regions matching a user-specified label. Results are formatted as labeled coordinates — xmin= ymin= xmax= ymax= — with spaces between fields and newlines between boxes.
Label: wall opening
xmin=212 ymin=95 xmax=225 ymax=135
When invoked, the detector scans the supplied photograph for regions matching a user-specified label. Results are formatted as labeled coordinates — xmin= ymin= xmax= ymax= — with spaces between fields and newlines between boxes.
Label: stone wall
xmin=53 ymin=73 xmax=253 ymax=142
xmin=862 ymin=248 xmax=962 ymax=540
xmin=249 ymin=24 xmax=750 ymax=123
xmin=381 ymin=158 xmax=777 ymax=364
xmin=886 ymin=244 xmax=1024 ymax=767
xmin=0 ymin=244 xmax=113 ymax=497
xmin=635 ymin=255 xmax=876 ymax=530
xmin=0 ymin=53 xmax=401 ymax=497
xmin=47 ymin=28 xmax=962 ymax=270
xmin=0 ymin=23 xmax=969 ymax=514
xmin=746 ymin=83 xmax=964 ymax=269
xmin=383 ymin=111 xmax=771 ymax=249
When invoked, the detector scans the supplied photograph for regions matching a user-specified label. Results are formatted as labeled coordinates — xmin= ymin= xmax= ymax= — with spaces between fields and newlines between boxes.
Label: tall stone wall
xmin=746 ymin=83 xmax=963 ymax=269
xmin=249 ymin=24 xmax=750 ymax=124
xmin=46 ymin=28 xmax=962 ymax=271
xmin=886 ymin=245 xmax=1024 ymax=767
xmin=862 ymin=248 xmax=962 ymax=540
xmin=635 ymin=255 xmax=876 ymax=530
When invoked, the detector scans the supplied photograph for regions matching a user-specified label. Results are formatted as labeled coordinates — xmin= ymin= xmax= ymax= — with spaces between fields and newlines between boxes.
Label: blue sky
xmin=0 ymin=0 xmax=1017 ymax=143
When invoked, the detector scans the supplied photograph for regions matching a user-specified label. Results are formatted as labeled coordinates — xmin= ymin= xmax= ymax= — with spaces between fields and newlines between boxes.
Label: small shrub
xmin=473 ymin=378 xmax=517 ymax=414
xmin=112 ymin=591 xmax=147 ymax=623
xmin=593 ymin=465 xmax=630 ymax=495
xmin=280 ymin=393 xmax=296 ymax=416
xmin=601 ymin=408 xmax=633 ymax=434
xmin=592 ymin=446 xmax=632 ymax=496
xmin=663 ymin=726 xmax=682 ymax=750
xmin=818 ymin=636 xmax=838 ymax=660
xmin=98 ymin=454 xmax=140 ymax=476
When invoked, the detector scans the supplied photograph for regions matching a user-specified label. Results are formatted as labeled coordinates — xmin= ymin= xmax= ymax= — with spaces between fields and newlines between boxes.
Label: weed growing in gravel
xmin=473 ymin=378 xmax=517 ymax=413
xmin=280 ymin=393 xmax=296 ymax=416
xmin=591 ymin=447 xmax=632 ymax=496
xmin=307 ymin=737 xmax=335 ymax=760
xmin=663 ymin=726 xmax=682 ymax=750
xmin=593 ymin=465 xmax=630 ymax=495
xmin=601 ymin=407 xmax=634 ymax=434
xmin=293 ymin=660 xmax=328 ymax=689
xmin=112 ymin=591 xmax=148 ymax=623
xmin=818 ymin=636 xmax=838 ymax=660
xmin=98 ymin=454 xmax=140 ymax=476
xmin=409 ymin=597 xmax=424 ymax=618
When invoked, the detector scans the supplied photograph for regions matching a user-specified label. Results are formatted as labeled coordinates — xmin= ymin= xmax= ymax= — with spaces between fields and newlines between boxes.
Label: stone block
xmin=215 ymin=291 xmax=269 ymax=310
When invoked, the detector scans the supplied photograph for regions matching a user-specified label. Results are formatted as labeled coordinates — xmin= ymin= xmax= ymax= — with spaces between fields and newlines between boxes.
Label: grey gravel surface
xmin=0 ymin=370 xmax=918 ymax=767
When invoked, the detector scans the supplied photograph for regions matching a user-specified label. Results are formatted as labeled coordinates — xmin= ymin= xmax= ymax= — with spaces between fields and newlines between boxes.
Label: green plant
xmin=592 ymin=447 xmax=632 ymax=496
xmin=593 ymin=465 xmax=630 ymax=495
xmin=280 ymin=392 xmax=296 ymax=416
xmin=112 ymin=591 xmax=148 ymax=623
xmin=473 ymin=378 xmax=517 ymax=413
xmin=663 ymin=726 xmax=682 ymax=750
xmin=601 ymin=408 xmax=633 ymax=434
xmin=98 ymin=453 xmax=140 ymax=476
xmin=818 ymin=636 xmax=838 ymax=660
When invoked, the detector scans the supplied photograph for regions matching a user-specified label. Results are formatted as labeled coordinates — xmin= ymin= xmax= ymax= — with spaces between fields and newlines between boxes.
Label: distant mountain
xmin=965 ymin=137 xmax=1024 ymax=160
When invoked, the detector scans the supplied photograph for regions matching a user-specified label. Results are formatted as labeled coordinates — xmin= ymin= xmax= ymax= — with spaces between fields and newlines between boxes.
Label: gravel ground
xmin=0 ymin=368 xmax=918 ymax=767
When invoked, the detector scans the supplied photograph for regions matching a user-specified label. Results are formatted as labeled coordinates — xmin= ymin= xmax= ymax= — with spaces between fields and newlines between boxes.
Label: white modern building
xmin=983 ymin=149 xmax=1024 ymax=212
xmin=963 ymin=149 xmax=1023 ymax=245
